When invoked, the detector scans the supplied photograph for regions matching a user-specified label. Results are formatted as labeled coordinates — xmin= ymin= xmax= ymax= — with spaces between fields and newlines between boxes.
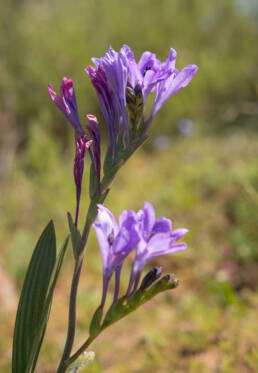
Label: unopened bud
xmin=134 ymin=84 xmax=143 ymax=99
xmin=159 ymin=274 xmax=179 ymax=290
xmin=140 ymin=267 xmax=162 ymax=290
xmin=126 ymin=84 xmax=136 ymax=105
xmin=126 ymin=83 xmax=144 ymax=136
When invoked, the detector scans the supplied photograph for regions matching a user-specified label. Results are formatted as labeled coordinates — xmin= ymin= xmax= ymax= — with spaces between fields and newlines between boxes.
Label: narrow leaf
xmin=12 ymin=221 xmax=56 ymax=373
xmin=28 ymin=234 xmax=70 ymax=371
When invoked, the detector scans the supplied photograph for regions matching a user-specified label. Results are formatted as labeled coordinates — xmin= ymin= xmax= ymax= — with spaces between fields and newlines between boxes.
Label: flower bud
xmin=126 ymin=83 xmax=144 ymax=136
xmin=140 ymin=267 xmax=162 ymax=291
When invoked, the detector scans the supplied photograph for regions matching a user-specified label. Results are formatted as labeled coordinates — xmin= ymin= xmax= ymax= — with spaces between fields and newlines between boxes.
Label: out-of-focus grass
xmin=0 ymin=129 xmax=257 ymax=372
xmin=1 ymin=0 xmax=257 ymax=147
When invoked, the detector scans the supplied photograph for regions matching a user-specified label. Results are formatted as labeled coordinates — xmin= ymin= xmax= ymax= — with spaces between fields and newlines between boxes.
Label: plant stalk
xmin=56 ymin=182 xmax=113 ymax=373
xmin=56 ymin=222 xmax=90 ymax=373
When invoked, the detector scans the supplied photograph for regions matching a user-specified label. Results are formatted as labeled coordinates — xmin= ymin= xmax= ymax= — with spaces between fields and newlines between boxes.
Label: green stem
xmin=56 ymin=224 xmax=91 ymax=373
xmin=56 ymin=180 xmax=115 ymax=373
xmin=64 ymin=317 xmax=115 ymax=369
xmin=64 ymin=334 xmax=97 ymax=368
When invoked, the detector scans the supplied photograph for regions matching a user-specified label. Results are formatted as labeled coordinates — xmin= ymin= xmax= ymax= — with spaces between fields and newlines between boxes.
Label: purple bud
xmin=86 ymin=114 xmax=101 ymax=195
xmin=86 ymin=65 xmax=117 ymax=161
xmin=48 ymin=78 xmax=84 ymax=135
xmin=73 ymin=133 xmax=92 ymax=226
xmin=140 ymin=267 xmax=163 ymax=291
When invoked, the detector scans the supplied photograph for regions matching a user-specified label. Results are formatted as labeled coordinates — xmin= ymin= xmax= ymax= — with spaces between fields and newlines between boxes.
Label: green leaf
xmin=47 ymin=234 xmax=70 ymax=300
xmin=12 ymin=221 xmax=56 ymax=373
xmin=89 ymin=306 xmax=103 ymax=338
xmin=67 ymin=212 xmax=82 ymax=259
xmin=102 ymin=298 xmax=125 ymax=328
xmin=29 ymin=234 xmax=70 ymax=371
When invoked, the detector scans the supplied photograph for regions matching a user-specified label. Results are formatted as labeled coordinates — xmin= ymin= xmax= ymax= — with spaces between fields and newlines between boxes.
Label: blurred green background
xmin=0 ymin=0 xmax=258 ymax=372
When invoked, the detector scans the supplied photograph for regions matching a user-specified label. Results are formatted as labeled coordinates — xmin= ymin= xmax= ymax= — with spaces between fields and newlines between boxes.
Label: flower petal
xmin=152 ymin=217 xmax=172 ymax=234
xmin=93 ymin=221 xmax=110 ymax=272
xmin=147 ymin=235 xmax=187 ymax=260
xmin=118 ymin=209 xmax=137 ymax=227
xmin=96 ymin=204 xmax=119 ymax=237
xmin=114 ymin=211 xmax=140 ymax=256
xmin=170 ymin=228 xmax=189 ymax=242
xmin=162 ymin=48 xmax=177 ymax=70
xmin=147 ymin=232 xmax=172 ymax=257
xmin=137 ymin=202 xmax=156 ymax=237
xmin=122 ymin=44 xmax=142 ymax=88
xmin=138 ymin=51 xmax=160 ymax=75
xmin=151 ymin=64 xmax=199 ymax=119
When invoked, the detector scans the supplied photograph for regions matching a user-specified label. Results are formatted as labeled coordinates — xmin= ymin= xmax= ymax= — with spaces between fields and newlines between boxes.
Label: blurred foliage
xmin=0 ymin=0 xmax=258 ymax=148
xmin=0 ymin=0 xmax=258 ymax=372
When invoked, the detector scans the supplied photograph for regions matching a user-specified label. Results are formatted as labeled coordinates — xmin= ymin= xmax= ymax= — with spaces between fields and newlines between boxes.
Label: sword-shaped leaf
xmin=12 ymin=221 xmax=68 ymax=373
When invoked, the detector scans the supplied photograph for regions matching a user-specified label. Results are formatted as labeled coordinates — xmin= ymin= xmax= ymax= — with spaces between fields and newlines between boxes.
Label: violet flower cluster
xmin=48 ymin=45 xmax=197 ymax=229
xmin=94 ymin=202 xmax=188 ymax=307
xmin=87 ymin=45 xmax=198 ymax=160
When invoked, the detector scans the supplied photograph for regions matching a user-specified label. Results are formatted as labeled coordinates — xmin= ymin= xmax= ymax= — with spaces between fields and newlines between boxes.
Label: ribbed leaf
xmin=12 ymin=221 xmax=56 ymax=373
xmin=28 ymin=234 xmax=70 ymax=372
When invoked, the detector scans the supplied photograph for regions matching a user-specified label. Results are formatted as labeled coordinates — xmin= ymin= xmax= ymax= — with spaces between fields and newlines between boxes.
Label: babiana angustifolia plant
xmin=12 ymin=45 xmax=198 ymax=373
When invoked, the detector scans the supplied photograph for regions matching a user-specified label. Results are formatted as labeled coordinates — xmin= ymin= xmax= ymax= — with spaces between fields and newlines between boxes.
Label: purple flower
xmin=87 ymin=47 xmax=130 ymax=152
xmin=127 ymin=202 xmax=188 ymax=295
xmin=123 ymin=45 xmax=175 ymax=103
xmin=91 ymin=47 xmax=129 ymax=147
xmin=145 ymin=64 xmax=199 ymax=133
xmin=94 ymin=203 xmax=188 ymax=305
xmin=86 ymin=114 xmax=101 ymax=195
xmin=48 ymin=78 xmax=84 ymax=135
xmin=86 ymin=65 xmax=118 ymax=160
xmin=93 ymin=204 xmax=140 ymax=306
xmin=87 ymin=45 xmax=198 ymax=138
xmin=74 ymin=134 xmax=92 ymax=226
xmin=122 ymin=45 xmax=198 ymax=134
